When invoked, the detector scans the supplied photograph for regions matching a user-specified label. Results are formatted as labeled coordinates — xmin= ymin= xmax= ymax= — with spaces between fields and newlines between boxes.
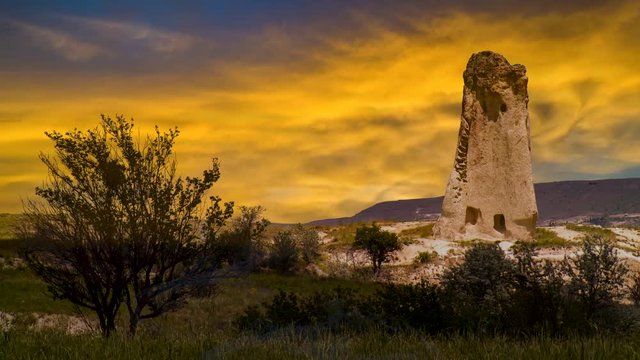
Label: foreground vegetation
xmin=5 ymin=328 xmax=640 ymax=359
xmin=3 ymin=232 xmax=640 ymax=358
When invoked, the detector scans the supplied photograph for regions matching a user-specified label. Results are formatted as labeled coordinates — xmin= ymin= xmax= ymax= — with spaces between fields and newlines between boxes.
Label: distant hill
xmin=308 ymin=178 xmax=640 ymax=226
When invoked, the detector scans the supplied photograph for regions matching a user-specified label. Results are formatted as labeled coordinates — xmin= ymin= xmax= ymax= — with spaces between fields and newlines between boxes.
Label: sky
xmin=0 ymin=0 xmax=639 ymax=223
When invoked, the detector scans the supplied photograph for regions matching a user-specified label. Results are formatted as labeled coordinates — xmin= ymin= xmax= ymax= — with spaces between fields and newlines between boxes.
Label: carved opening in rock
xmin=465 ymin=206 xmax=480 ymax=225
xmin=494 ymin=214 xmax=506 ymax=233
xmin=500 ymin=103 xmax=507 ymax=112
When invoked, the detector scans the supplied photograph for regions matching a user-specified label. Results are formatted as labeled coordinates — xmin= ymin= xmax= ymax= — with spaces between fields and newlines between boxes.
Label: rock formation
xmin=433 ymin=51 xmax=538 ymax=240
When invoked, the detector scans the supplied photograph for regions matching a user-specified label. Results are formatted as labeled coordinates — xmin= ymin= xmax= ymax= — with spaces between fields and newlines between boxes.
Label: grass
xmin=0 ymin=268 xmax=76 ymax=314
xmin=321 ymin=223 xmax=367 ymax=250
xmin=533 ymin=228 xmax=575 ymax=248
xmin=0 ymin=213 xmax=22 ymax=259
xmin=566 ymin=224 xmax=617 ymax=240
xmin=4 ymin=327 xmax=640 ymax=359
xmin=399 ymin=223 xmax=434 ymax=239
xmin=454 ymin=228 xmax=575 ymax=249
xmin=0 ymin=213 xmax=19 ymax=240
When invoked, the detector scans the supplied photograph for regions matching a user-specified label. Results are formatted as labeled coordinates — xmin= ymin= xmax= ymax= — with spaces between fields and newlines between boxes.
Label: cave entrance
xmin=465 ymin=207 xmax=480 ymax=225
xmin=494 ymin=214 xmax=506 ymax=233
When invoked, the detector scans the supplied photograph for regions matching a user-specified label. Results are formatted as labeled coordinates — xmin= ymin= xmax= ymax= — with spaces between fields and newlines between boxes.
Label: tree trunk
xmin=101 ymin=314 xmax=117 ymax=337
xmin=129 ymin=314 xmax=139 ymax=336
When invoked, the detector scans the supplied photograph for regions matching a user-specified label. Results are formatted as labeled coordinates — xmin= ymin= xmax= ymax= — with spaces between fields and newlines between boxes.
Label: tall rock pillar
xmin=434 ymin=51 xmax=538 ymax=240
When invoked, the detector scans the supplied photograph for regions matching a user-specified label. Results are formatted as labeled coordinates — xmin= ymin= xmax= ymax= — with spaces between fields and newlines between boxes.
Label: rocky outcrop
xmin=433 ymin=51 xmax=538 ymax=240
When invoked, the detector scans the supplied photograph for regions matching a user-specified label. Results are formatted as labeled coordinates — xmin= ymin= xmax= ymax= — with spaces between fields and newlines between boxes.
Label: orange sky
xmin=1 ymin=1 xmax=639 ymax=222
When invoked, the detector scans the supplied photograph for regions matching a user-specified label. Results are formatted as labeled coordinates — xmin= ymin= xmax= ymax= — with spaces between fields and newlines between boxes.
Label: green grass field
xmin=4 ymin=324 xmax=640 ymax=359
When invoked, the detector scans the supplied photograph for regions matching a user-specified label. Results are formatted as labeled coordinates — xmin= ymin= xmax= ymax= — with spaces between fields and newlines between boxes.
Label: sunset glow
xmin=1 ymin=1 xmax=639 ymax=222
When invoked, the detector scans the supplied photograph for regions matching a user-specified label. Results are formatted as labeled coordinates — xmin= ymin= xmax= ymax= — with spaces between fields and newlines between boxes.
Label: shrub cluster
xmin=238 ymin=235 xmax=640 ymax=336
xmin=267 ymin=224 xmax=321 ymax=274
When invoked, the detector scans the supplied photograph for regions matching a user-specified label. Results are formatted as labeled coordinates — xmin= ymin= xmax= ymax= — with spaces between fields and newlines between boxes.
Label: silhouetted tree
xmin=18 ymin=115 xmax=234 ymax=336
xmin=292 ymin=224 xmax=321 ymax=264
xmin=268 ymin=230 xmax=299 ymax=273
xmin=352 ymin=224 xmax=401 ymax=273
xmin=440 ymin=242 xmax=515 ymax=333
xmin=563 ymin=235 xmax=628 ymax=319
xmin=213 ymin=205 xmax=270 ymax=270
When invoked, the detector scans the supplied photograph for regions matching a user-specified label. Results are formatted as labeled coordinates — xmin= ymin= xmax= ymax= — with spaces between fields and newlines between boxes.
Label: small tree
xmin=18 ymin=115 xmax=235 ymax=336
xmin=269 ymin=230 xmax=299 ymax=273
xmin=440 ymin=242 xmax=515 ymax=332
xmin=629 ymin=272 xmax=640 ymax=306
xmin=352 ymin=224 xmax=401 ymax=273
xmin=292 ymin=224 xmax=320 ymax=264
xmin=510 ymin=241 xmax=566 ymax=334
xmin=214 ymin=206 xmax=270 ymax=270
xmin=563 ymin=235 xmax=628 ymax=319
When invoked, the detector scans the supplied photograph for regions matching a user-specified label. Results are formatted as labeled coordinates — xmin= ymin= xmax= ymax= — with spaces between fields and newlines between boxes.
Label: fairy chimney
xmin=433 ymin=51 xmax=538 ymax=240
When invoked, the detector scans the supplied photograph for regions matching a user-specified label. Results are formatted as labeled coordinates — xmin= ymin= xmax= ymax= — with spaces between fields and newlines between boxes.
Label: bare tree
xmin=18 ymin=115 xmax=234 ymax=336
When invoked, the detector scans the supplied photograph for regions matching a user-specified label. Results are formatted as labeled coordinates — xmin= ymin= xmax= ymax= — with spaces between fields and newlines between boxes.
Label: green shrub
xmin=629 ymin=272 xmax=640 ymax=306
xmin=352 ymin=224 xmax=402 ymax=273
xmin=235 ymin=287 xmax=368 ymax=333
xmin=509 ymin=241 xmax=567 ymax=334
xmin=534 ymin=228 xmax=573 ymax=248
xmin=565 ymin=224 xmax=616 ymax=241
xmin=440 ymin=242 xmax=515 ymax=333
xmin=414 ymin=251 xmax=437 ymax=264
xmin=292 ymin=224 xmax=321 ymax=264
xmin=563 ymin=235 xmax=628 ymax=318
xmin=399 ymin=224 xmax=434 ymax=238
xmin=268 ymin=231 xmax=300 ymax=274
xmin=371 ymin=281 xmax=445 ymax=333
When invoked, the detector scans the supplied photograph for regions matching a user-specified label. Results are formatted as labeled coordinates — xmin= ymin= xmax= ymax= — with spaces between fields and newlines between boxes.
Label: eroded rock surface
xmin=434 ymin=51 xmax=537 ymax=240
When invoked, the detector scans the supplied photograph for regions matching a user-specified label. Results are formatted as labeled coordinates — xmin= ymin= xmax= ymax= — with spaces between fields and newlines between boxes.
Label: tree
xmin=440 ymin=242 xmax=515 ymax=332
xmin=18 ymin=115 xmax=234 ymax=336
xmin=510 ymin=241 xmax=565 ymax=334
xmin=352 ymin=224 xmax=401 ymax=273
xmin=214 ymin=205 xmax=270 ymax=270
xmin=563 ymin=235 xmax=628 ymax=319
xmin=292 ymin=223 xmax=320 ymax=264
xmin=268 ymin=230 xmax=299 ymax=273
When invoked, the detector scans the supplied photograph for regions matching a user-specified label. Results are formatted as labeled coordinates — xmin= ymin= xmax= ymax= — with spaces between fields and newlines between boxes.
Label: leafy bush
xmin=414 ymin=251 xmax=437 ymax=264
xmin=629 ymin=272 xmax=640 ymax=306
xmin=565 ymin=224 xmax=617 ymax=241
xmin=238 ymin=239 xmax=636 ymax=337
xmin=371 ymin=281 xmax=445 ymax=333
xmin=292 ymin=224 xmax=321 ymax=264
xmin=235 ymin=287 xmax=368 ymax=333
xmin=268 ymin=231 xmax=300 ymax=274
xmin=352 ymin=224 xmax=402 ymax=273
xmin=509 ymin=241 xmax=567 ymax=334
xmin=440 ymin=242 xmax=515 ymax=333
xmin=214 ymin=206 xmax=270 ymax=269
xmin=399 ymin=224 xmax=434 ymax=238
xmin=563 ymin=235 xmax=628 ymax=318
xmin=534 ymin=228 xmax=573 ymax=248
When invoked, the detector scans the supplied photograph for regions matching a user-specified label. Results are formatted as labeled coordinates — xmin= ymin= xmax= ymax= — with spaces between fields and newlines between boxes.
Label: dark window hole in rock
xmin=494 ymin=214 xmax=506 ymax=233
xmin=465 ymin=206 xmax=480 ymax=225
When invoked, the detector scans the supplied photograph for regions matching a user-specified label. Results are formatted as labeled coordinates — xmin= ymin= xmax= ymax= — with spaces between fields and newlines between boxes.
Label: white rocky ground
xmin=320 ymin=221 xmax=640 ymax=282
xmin=0 ymin=311 xmax=96 ymax=334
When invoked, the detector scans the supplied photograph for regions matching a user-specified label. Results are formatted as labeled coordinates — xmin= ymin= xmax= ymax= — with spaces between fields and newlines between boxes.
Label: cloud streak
xmin=61 ymin=16 xmax=196 ymax=53
xmin=0 ymin=1 xmax=639 ymax=222
xmin=8 ymin=20 xmax=104 ymax=61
